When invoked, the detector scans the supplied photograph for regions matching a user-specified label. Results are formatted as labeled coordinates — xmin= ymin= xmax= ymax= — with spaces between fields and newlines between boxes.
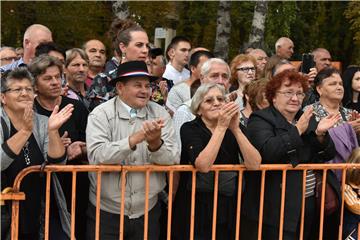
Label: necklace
xmin=23 ymin=141 xmax=30 ymax=165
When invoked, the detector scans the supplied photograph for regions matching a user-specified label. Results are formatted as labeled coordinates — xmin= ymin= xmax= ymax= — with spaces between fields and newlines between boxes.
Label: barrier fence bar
xmin=119 ymin=170 xmax=127 ymax=240
xmin=190 ymin=170 xmax=196 ymax=240
xmin=44 ymin=171 xmax=51 ymax=240
xmin=71 ymin=172 xmax=77 ymax=240
xmin=234 ymin=170 xmax=244 ymax=240
xmin=166 ymin=170 xmax=174 ymax=240
xmin=257 ymin=170 xmax=266 ymax=240
xmin=3 ymin=163 xmax=360 ymax=240
xmin=278 ymin=170 xmax=287 ymax=240
xmin=144 ymin=170 xmax=150 ymax=240
xmin=299 ymin=170 xmax=307 ymax=240
xmin=318 ymin=170 xmax=327 ymax=240
xmin=95 ymin=171 xmax=102 ymax=240
xmin=211 ymin=170 xmax=219 ymax=240
xmin=339 ymin=168 xmax=347 ymax=239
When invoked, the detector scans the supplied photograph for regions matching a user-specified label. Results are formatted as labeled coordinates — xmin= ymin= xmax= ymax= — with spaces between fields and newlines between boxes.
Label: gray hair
xmin=0 ymin=46 xmax=16 ymax=53
xmin=1 ymin=67 xmax=34 ymax=93
xmin=28 ymin=55 xmax=63 ymax=83
xmin=275 ymin=37 xmax=292 ymax=50
xmin=65 ymin=48 xmax=89 ymax=67
xmin=200 ymin=58 xmax=230 ymax=77
xmin=190 ymin=83 xmax=226 ymax=115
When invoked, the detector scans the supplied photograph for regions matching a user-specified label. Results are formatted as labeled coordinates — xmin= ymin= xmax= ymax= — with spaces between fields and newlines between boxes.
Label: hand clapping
xmin=217 ymin=102 xmax=239 ymax=130
xmin=48 ymin=104 xmax=74 ymax=132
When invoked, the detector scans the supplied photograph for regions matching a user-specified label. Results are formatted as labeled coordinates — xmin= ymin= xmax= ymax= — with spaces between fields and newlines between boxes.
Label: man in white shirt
xmin=163 ymin=36 xmax=191 ymax=85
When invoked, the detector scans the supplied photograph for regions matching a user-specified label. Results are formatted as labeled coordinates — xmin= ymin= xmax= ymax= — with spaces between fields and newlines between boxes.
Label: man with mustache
xmin=65 ymin=48 xmax=91 ymax=111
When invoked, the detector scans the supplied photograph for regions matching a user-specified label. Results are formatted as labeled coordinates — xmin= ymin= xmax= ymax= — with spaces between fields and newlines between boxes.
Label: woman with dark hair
xmin=88 ymin=18 xmax=150 ymax=110
xmin=242 ymin=70 xmax=339 ymax=240
xmin=108 ymin=18 xmax=149 ymax=63
xmin=1 ymin=67 xmax=73 ymax=239
xmin=342 ymin=66 xmax=360 ymax=112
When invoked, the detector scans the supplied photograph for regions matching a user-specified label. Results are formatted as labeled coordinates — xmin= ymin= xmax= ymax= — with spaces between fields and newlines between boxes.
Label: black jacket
xmin=242 ymin=105 xmax=337 ymax=232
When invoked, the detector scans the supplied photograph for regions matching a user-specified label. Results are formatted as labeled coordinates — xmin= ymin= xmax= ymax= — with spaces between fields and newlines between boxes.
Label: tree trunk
xmin=213 ymin=0 xmax=231 ymax=62
xmin=112 ymin=1 xmax=129 ymax=19
xmin=244 ymin=0 xmax=268 ymax=51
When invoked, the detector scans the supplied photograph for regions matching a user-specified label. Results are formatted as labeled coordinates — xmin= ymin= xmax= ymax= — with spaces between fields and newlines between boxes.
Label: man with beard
xmin=65 ymin=48 xmax=91 ymax=111
xmin=29 ymin=55 xmax=89 ymax=240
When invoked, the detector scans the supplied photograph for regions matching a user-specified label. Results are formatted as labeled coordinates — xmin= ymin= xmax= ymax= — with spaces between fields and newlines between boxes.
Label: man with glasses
xmin=248 ymin=48 xmax=268 ymax=78
xmin=0 ymin=47 xmax=18 ymax=67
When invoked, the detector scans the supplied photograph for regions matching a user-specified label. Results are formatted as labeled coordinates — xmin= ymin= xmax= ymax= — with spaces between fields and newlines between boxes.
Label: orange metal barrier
xmin=1 ymin=163 xmax=360 ymax=240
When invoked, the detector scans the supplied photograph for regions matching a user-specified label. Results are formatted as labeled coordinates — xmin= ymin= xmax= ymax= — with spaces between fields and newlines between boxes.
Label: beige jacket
xmin=86 ymin=97 xmax=179 ymax=218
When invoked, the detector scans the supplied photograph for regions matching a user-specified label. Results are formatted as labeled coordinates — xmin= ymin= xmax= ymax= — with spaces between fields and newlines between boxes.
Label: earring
xmin=121 ymin=52 xmax=126 ymax=62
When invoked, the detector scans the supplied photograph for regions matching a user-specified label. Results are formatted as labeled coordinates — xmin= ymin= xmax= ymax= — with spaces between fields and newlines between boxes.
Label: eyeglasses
xmin=3 ymin=87 xmax=34 ymax=95
xmin=202 ymin=96 xmax=226 ymax=105
xmin=277 ymin=91 xmax=305 ymax=99
xmin=236 ymin=67 xmax=256 ymax=73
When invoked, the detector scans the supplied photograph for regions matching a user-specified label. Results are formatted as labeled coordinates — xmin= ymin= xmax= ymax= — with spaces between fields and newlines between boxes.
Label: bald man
xmin=312 ymin=48 xmax=332 ymax=72
xmin=275 ymin=37 xmax=294 ymax=60
xmin=1 ymin=24 xmax=53 ymax=72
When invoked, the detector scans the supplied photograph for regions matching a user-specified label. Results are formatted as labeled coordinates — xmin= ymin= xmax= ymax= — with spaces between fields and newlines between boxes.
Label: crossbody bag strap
xmin=1 ymin=117 xmax=9 ymax=141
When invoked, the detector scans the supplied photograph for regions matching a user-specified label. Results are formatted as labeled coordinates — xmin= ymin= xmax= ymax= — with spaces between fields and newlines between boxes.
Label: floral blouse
xmin=308 ymin=101 xmax=354 ymax=127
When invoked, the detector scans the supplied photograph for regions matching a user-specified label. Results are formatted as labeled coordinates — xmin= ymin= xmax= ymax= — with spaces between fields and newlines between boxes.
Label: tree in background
xmin=345 ymin=1 xmax=360 ymax=64
xmin=244 ymin=0 xmax=268 ymax=51
xmin=213 ymin=0 xmax=232 ymax=61
xmin=1 ymin=1 xmax=112 ymax=50
xmin=1 ymin=1 xmax=359 ymax=67
xmin=112 ymin=1 xmax=129 ymax=20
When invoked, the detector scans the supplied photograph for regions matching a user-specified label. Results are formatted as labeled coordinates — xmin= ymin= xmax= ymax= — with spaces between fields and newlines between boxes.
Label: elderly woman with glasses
xmin=242 ymin=70 xmax=339 ymax=240
xmin=172 ymin=83 xmax=261 ymax=240
xmin=0 ymin=67 xmax=73 ymax=239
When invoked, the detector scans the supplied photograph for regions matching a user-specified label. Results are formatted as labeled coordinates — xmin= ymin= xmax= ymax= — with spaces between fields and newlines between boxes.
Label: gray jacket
xmin=86 ymin=97 xmax=179 ymax=218
xmin=0 ymin=107 xmax=71 ymax=239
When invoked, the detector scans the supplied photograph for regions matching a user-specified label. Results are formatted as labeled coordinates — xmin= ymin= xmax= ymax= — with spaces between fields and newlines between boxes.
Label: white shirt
xmin=163 ymin=63 xmax=190 ymax=85
xmin=166 ymin=82 xmax=191 ymax=112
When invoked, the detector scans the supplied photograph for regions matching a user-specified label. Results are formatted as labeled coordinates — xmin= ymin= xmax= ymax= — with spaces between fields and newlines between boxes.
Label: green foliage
xmin=1 ymin=1 xmax=113 ymax=50
xmin=264 ymin=1 xmax=297 ymax=55
xmin=1 ymin=1 xmax=359 ymax=66
xmin=345 ymin=1 xmax=360 ymax=64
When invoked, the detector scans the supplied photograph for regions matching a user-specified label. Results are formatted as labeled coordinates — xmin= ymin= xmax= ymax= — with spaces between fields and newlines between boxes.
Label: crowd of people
xmin=1 ymin=19 xmax=360 ymax=240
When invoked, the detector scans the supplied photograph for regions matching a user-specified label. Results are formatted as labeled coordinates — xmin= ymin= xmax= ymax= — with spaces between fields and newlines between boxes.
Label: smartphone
xmin=301 ymin=53 xmax=315 ymax=74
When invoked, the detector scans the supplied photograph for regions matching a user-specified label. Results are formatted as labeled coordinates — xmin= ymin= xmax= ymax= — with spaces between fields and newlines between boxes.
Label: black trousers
xmin=241 ymin=196 xmax=317 ymax=240
xmin=86 ymin=201 xmax=161 ymax=240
